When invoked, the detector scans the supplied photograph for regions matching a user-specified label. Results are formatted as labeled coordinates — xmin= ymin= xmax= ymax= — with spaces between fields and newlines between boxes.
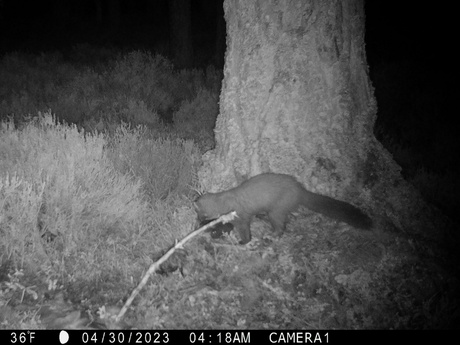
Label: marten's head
xmin=194 ymin=193 xmax=221 ymax=221
xmin=194 ymin=193 xmax=234 ymax=236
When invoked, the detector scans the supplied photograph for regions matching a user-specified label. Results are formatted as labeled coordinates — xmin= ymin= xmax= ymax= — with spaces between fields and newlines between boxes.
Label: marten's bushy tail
xmin=301 ymin=190 xmax=372 ymax=229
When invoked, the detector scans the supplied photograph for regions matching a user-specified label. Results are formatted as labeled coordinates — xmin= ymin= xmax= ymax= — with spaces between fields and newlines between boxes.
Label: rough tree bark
xmin=214 ymin=0 xmax=226 ymax=68
xmin=199 ymin=0 xmax=444 ymax=239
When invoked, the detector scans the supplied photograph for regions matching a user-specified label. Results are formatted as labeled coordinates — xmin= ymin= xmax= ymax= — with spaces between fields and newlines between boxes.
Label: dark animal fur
xmin=199 ymin=218 xmax=234 ymax=239
xmin=195 ymin=173 xmax=372 ymax=244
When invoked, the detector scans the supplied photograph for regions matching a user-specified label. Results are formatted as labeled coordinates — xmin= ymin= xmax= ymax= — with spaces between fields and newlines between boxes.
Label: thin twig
xmin=115 ymin=211 xmax=237 ymax=323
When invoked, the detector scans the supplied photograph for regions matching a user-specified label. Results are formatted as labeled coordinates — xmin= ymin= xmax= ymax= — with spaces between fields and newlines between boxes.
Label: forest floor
xmin=3 ymin=211 xmax=458 ymax=330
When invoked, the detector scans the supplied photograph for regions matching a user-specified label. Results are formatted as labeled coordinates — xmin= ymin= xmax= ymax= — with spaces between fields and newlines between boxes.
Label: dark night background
xmin=0 ymin=0 xmax=458 ymax=216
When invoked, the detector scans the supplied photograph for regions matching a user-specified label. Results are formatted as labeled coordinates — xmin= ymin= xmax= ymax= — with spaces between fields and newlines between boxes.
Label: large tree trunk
xmin=200 ymin=0 xmax=444 ymax=239
xmin=214 ymin=0 xmax=226 ymax=68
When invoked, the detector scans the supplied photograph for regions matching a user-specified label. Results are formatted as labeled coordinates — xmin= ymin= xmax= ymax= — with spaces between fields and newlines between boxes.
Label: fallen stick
xmin=115 ymin=211 xmax=237 ymax=323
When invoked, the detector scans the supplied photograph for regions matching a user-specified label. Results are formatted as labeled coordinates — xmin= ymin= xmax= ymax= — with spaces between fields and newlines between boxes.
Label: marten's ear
xmin=192 ymin=191 xmax=203 ymax=202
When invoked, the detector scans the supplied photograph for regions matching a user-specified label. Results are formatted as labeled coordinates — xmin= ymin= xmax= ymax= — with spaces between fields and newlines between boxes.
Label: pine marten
xmin=195 ymin=173 xmax=372 ymax=244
